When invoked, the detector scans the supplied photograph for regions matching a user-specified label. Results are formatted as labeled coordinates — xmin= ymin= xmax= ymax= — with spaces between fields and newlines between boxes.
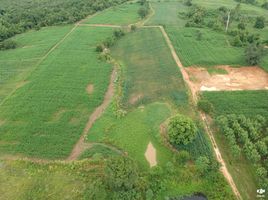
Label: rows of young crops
xmin=0 ymin=26 xmax=115 ymax=159
xmin=203 ymin=90 xmax=268 ymax=118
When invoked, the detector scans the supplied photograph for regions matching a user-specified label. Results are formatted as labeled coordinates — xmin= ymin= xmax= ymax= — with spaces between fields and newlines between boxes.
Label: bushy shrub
xmin=0 ymin=39 xmax=17 ymax=50
xmin=197 ymin=99 xmax=214 ymax=114
xmin=254 ymin=16 xmax=265 ymax=29
xmin=245 ymin=43 xmax=264 ymax=65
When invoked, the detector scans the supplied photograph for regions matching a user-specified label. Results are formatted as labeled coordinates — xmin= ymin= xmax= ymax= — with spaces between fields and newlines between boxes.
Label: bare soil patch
xmin=129 ymin=93 xmax=143 ymax=105
xmin=86 ymin=84 xmax=94 ymax=94
xmin=144 ymin=142 xmax=157 ymax=167
xmin=185 ymin=66 xmax=268 ymax=91
xmin=0 ymin=120 xmax=5 ymax=126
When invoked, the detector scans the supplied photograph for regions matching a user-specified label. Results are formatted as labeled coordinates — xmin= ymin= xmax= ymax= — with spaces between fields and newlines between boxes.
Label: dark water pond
xmin=181 ymin=194 xmax=207 ymax=200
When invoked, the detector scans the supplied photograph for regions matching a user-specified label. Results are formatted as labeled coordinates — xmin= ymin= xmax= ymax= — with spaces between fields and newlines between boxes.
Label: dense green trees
xmin=0 ymin=0 xmax=127 ymax=43
xmin=168 ymin=115 xmax=198 ymax=145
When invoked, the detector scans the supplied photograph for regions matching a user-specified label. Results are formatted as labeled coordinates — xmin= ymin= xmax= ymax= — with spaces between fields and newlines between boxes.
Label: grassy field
xmin=167 ymin=27 xmax=246 ymax=67
xmin=111 ymin=28 xmax=188 ymax=108
xmin=0 ymin=26 xmax=72 ymax=103
xmin=83 ymin=2 xmax=141 ymax=25
xmin=146 ymin=1 xmax=187 ymax=27
xmin=88 ymin=103 xmax=173 ymax=168
xmin=0 ymin=159 xmax=104 ymax=200
xmin=0 ymin=26 xmax=116 ymax=159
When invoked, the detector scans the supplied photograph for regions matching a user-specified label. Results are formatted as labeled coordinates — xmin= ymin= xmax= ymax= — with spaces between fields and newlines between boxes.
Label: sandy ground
xmin=185 ymin=66 xmax=268 ymax=91
xmin=144 ymin=142 xmax=157 ymax=167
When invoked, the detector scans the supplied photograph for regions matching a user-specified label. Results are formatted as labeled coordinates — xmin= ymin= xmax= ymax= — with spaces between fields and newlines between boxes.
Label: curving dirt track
xmin=67 ymin=69 xmax=116 ymax=161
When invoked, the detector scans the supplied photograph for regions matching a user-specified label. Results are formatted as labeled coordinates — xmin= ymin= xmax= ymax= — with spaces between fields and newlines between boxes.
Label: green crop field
xmin=203 ymin=90 xmax=268 ymax=118
xmin=0 ymin=26 xmax=72 ymax=103
xmin=83 ymin=2 xmax=141 ymax=25
xmin=0 ymin=26 xmax=116 ymax=159
xmin=166 ymin=27 xmax=246 ymax=67
xmin=148 ymin=0 xmax=268 ymax=70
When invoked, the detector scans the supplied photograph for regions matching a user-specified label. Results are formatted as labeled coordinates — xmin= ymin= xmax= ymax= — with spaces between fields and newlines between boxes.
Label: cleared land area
xmin=186 ymin=66 xmax=268 ymax=91
xmin=0 ymin=26 xmax=72 ymax=103
xmin=83 ymin=2 xmax=141 ymax=25
xmin=0 ymin=26 xmax=116 ymax=159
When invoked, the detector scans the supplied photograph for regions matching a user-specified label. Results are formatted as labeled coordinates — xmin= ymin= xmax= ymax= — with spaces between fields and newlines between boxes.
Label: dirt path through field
xmin=153 ymin=25 xmax=242 ymax=200
xmin=67 ymin=69 xmax=116 ymax=161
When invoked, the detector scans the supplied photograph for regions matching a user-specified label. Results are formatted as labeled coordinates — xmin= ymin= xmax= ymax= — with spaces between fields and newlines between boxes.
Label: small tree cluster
xmin=138 ymin=1 xmax=150 ymax=19
xmin=168 ymin=115 xmax=198 ymax=146
xmin=185 ymin=6 xmax=207 ymax=27
xmin=96 ymin=29 xmax=125 ymax=53
xmin=254 ymin=16 xmax=265 ymax=29
xmin=0 ymin=39 xmax=17 ymax=50
xmin=216 ymin=114 xmax=268 ymax=187
xmin=245 ymin=43 xmax=264 ymax=65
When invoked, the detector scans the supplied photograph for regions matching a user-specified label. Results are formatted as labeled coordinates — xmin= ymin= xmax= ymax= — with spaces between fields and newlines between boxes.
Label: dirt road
xmin=67 ymin=69 xmax=116 ymax=161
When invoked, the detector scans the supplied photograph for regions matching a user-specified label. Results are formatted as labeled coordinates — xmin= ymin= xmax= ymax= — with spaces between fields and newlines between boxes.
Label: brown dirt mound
xmin=86 ymin=84 xmax=94 ymax=94
xmin=186 ymin=66 xmax=268 ymax=91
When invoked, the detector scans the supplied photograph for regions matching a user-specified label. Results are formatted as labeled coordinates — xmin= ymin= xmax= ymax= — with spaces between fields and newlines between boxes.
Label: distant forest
xmin=0 ymin=0 xmax=128 ymax=42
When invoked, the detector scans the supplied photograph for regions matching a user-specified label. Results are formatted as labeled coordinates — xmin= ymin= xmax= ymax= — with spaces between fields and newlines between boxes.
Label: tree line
xmin=0 ymin=0 xmax=128 ymax=49
xmin=216 ymin=114 xmax=268 ymax=189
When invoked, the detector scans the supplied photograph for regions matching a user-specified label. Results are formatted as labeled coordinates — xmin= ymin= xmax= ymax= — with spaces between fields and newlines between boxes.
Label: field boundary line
xmin=67 ymin=69 xmax=116 ymax=161
xmin=156 ymin=25 xmax=242 ymax=200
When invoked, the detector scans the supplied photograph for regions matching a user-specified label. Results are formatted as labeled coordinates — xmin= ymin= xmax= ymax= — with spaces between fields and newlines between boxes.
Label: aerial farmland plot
xmin=0 ymin=0 xmax=268 ymax=199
